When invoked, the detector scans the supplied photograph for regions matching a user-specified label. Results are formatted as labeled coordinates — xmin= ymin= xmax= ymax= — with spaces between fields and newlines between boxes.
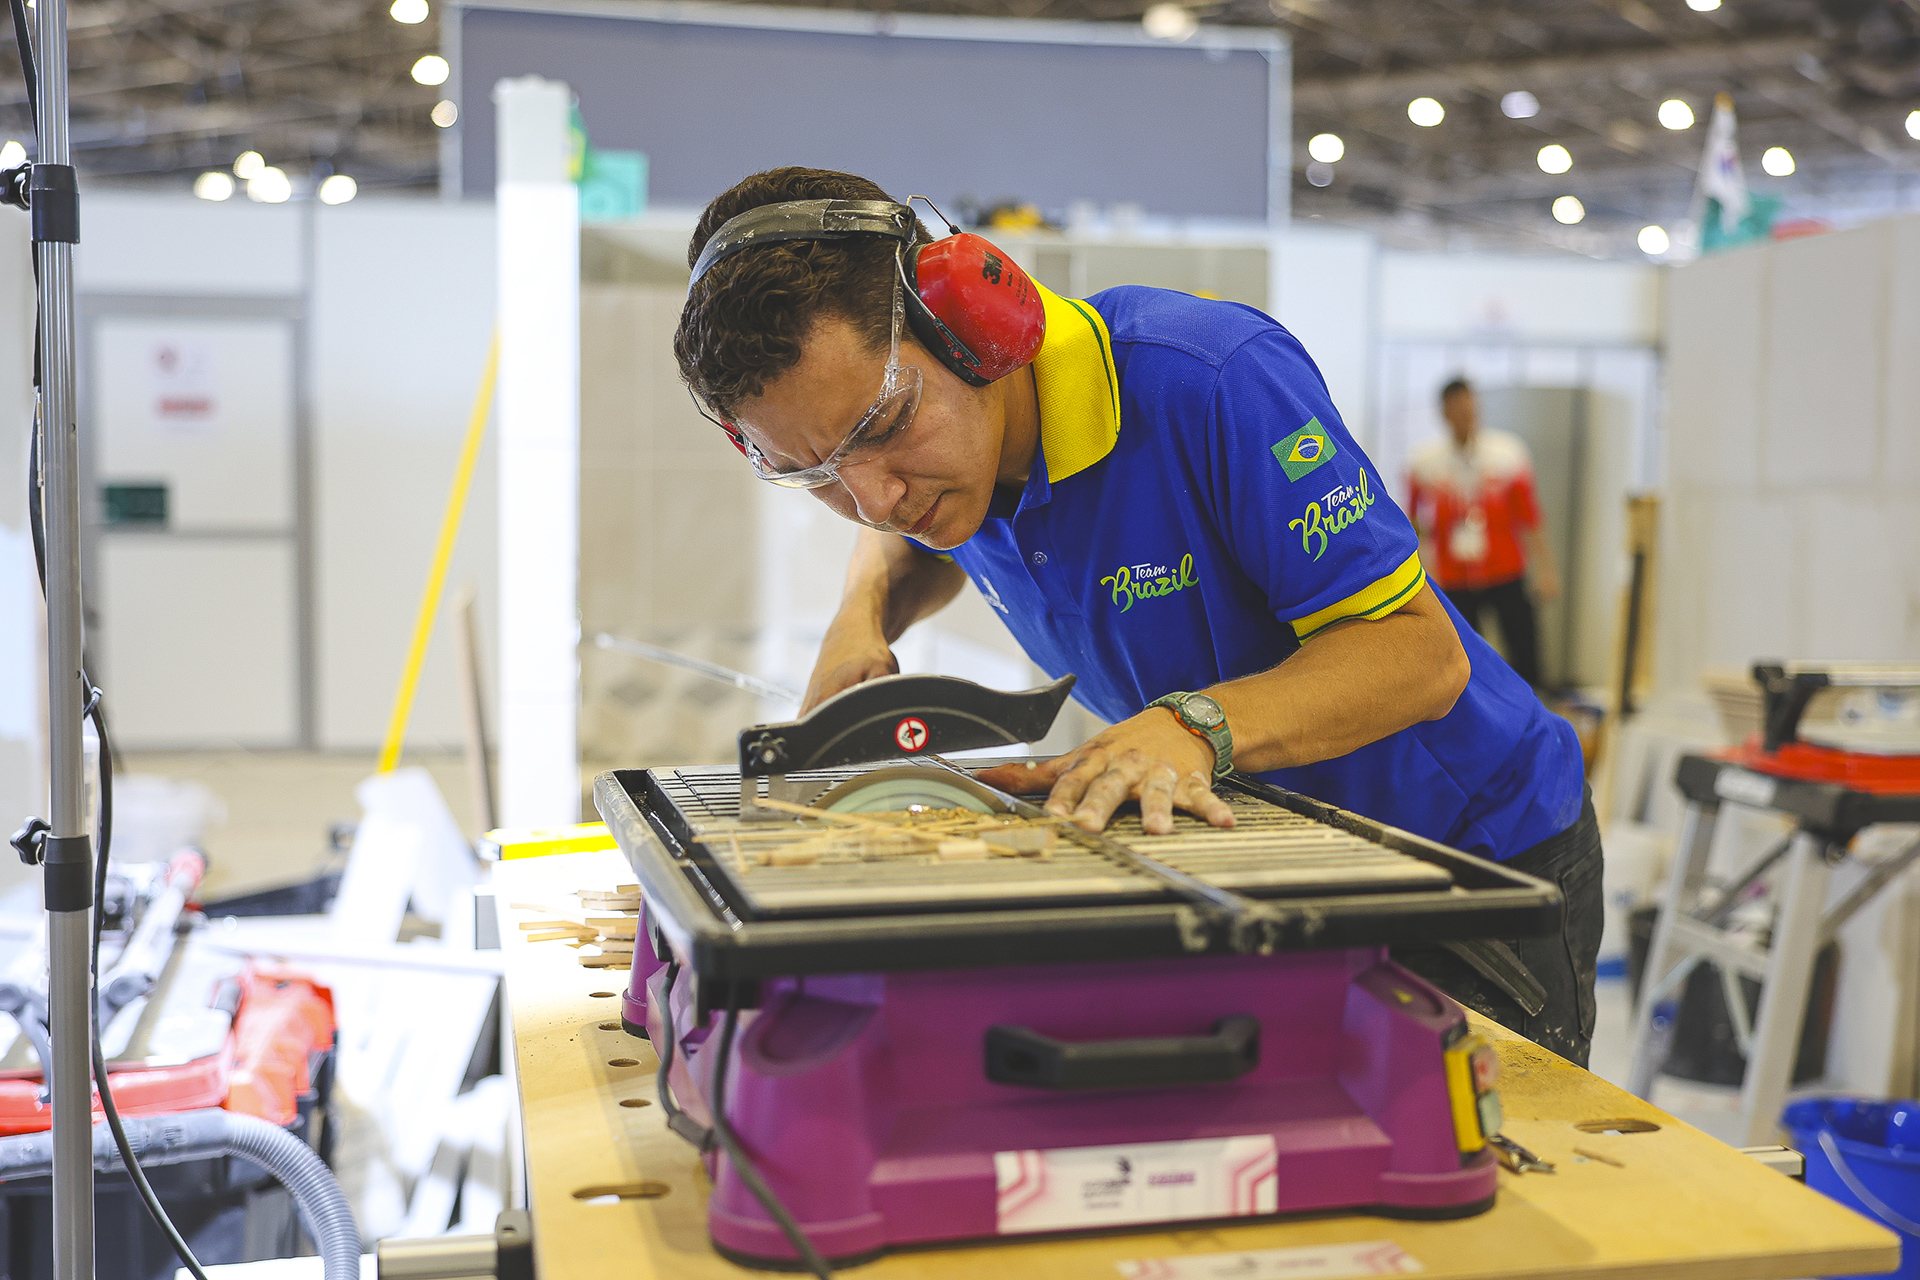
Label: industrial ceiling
xmin=1 ymin=0 xmax=1915 ymax=256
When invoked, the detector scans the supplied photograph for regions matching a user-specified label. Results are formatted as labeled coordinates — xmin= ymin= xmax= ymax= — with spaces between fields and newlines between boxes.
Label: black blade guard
xmin=738 ymin=673 xmax=1077 ymax=776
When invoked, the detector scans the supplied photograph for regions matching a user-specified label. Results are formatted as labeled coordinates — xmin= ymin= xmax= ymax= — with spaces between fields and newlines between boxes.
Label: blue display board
xmin=453 ymin=0 xmax=1287 ymax=224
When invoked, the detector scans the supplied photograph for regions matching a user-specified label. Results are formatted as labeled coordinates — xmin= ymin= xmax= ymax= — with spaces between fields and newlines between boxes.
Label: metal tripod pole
xmin=31 ymin=0 xmax=96 ymax=1271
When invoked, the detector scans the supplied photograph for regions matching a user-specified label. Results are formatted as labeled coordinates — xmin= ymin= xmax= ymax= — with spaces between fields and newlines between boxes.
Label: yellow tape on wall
xmin=376 ymin=330 xmax=501 ymax=774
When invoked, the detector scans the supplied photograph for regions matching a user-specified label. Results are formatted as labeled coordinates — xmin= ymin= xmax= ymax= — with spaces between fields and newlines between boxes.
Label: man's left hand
xmin=973 ymin=709 xmax=1237 ymax=835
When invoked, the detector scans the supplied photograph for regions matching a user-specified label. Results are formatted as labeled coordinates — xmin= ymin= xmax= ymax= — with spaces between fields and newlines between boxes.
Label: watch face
xmin=1183 ymin=694 xmax=1226 ymax=729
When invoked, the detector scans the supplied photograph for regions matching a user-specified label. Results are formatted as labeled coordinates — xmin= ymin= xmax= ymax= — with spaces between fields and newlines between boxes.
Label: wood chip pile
xmin=695 ymin=798 xmax=1060 ymax=870
xmin=514 ymin=885 xmax=641 ymax=971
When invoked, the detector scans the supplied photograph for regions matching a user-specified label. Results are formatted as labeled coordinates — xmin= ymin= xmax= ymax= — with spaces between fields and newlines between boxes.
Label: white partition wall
xmin=1657 ymin=215 xmax=1920 ymax=693
xmin=71 ymin=195 xmax=503 ymax=756
xmin=312 ymin=201 xmax=498 ymax=753
xmin=495 ymin=75 xmax=582 ymax=825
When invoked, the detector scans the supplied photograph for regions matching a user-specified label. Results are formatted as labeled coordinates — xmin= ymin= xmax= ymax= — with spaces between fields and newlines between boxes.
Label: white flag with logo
xmin=1695 ymin=92 xmax=1749 ymax=227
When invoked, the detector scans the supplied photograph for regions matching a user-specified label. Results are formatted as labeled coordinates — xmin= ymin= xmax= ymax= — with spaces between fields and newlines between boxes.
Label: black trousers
xmin=1446 ymin=577 xmax=1542 ymax=688
xmin=1391 ymin=794 xmax=1604 ymax=1067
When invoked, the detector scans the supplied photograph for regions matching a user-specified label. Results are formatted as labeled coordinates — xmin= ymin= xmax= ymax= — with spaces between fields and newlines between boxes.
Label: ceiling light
xmin=1551 ymin=195 xmax=1585 ymax=225
xmin=1141 ymin=3 xmax=1198 ymax=40
xmin=1638 ymin=224 xmax=1670 ymax=255
xmin=193 ymin=171 xmax=234 ymax=201
xmin=0 ymin=140 xmax=23 ymax=168
xmin=1407 ymin=97 xmax=1445 ymax=127
xmin=390 ymin=0 xmax=428 ymax=21
xmin=1686 ymin=0 xmax=1720 ymax=10
xmin=232 ymin=150 xmax=265 ymax=179
xmin=1305 ymin=161 xmax=1334 ymax=187
xmin=247 ymin=166 xmax=292 ymax=204
xmin=1307 ymin=133 xmax=1344 ymax=163
xmin=431 ymin=99 xmax=459 ymax=128
xmin=318 ymin=174 xmax=358 ymax=205
xmin=1537 ymin=144 xmax=1573 ymax=174
xmin=1658 ymin=99 xmax=1695 ymax=130
xmin=1909 ymin=110 xmax=1920 ymax=141
xmin=1761 ymin=146 xmax=1795 ymax=176
xmin=1501 ymin=91 xmax=1539 ymax=120
xmin=411 ymin=54 xmax=450 ymax=86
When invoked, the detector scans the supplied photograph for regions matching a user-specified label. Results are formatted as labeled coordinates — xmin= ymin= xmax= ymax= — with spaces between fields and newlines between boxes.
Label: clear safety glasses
xmin=698 ymin=257 xmax=924 ymax=491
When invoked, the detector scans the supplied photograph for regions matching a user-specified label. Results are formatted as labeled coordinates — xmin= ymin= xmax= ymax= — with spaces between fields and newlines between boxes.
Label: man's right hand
xmin=801 ymin=620 xmax=900 ymax=712
xmin=801 ymin=528 xmax=970 ymax=712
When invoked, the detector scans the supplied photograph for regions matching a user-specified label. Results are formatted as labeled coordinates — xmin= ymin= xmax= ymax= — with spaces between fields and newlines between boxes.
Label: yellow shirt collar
xmin=1029 ymin=282 xmax=1120 ymax=484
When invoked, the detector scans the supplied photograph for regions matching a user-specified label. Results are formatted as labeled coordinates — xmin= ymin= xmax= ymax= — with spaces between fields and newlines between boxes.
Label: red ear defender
xmin=906 ymin=233 xmax=1046 ymax=387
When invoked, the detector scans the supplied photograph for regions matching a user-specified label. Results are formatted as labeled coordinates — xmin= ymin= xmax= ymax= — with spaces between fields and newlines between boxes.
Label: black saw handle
xmin=738 ymin=672 xmax=1075 ymax=776
xmin=984 ymin=1016 xmax=1261 ymax=1091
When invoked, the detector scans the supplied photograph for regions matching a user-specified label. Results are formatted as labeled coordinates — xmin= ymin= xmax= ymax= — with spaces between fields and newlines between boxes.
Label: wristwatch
xmin=1146 ymin=691 xmax=1234 ymax=778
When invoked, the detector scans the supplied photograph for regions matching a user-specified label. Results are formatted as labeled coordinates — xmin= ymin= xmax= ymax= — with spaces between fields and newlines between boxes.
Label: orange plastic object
xmin=225 ymin=965 xmax=337 ymax=1127
xmin=1721 ymin=737 xmax=1920 ymax=796
xmin=0 ymin=960 xmax=335 ymax=1136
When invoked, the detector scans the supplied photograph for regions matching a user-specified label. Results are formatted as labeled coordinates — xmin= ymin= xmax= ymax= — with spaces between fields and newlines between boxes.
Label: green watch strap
xmin=1147 ymin=692 xmax=1235 ymax=778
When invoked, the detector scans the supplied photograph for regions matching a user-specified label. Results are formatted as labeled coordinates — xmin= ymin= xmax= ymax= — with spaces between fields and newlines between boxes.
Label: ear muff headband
xmin=689 ymin=199 xmax=914 ymax=285
xmin=687 ymin=197 xmax=1044 ymax=389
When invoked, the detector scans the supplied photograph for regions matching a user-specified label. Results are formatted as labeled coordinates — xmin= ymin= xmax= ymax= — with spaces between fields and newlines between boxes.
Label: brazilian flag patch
xmin=1272 ymin=418 xmax=1338 ymax=481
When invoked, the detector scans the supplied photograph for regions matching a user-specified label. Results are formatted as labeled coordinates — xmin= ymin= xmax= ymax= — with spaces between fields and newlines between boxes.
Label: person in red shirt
xmin=1407 ymin=377 xmax=1560 ymax=689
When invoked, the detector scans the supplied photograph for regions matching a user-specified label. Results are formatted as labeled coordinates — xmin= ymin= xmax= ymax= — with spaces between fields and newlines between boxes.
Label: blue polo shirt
xmin=944 ymin=284 xmax=1584 ymax=862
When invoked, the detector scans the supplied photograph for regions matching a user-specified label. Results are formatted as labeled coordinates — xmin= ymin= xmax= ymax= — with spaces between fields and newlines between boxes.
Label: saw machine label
xmin=893 ymin=716 xmax=930 ymax=752
xmin=993 ymin=1134 xmax=1278 ymax=1234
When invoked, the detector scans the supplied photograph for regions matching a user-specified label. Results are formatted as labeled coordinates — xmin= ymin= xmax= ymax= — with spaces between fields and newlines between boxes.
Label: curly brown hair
xmin=674 ymin=167 xmax=931 ymax=418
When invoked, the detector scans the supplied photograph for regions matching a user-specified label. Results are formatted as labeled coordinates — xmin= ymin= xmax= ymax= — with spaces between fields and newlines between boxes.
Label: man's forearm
xmin=1522 ymin=527 xmax=1557 ymax=578
xmin=841 ymin=528 xmax=969 ymax=643
xmin=1203 ymin=584 xmax=1470 ymax=773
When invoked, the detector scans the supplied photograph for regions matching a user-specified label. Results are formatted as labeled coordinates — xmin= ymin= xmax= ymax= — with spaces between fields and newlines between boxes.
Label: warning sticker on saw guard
xmin=994 ymin=1135 xmax=1277 ymax=1235
xmin=894 ymin=716 xmax=930 ymax=752
xmin=1115 ymin=1240 xmax=1423 ymax=1279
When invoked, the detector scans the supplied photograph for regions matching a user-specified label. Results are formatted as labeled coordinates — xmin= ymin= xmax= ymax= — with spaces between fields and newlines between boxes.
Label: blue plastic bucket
xmin=1785 ymin=1097 xmax=1920 ymax=1279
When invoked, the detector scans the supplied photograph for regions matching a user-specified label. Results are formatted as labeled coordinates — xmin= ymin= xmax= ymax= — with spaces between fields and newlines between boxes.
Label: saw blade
xmin=813 ymin=766 xmax=1010 ymax=815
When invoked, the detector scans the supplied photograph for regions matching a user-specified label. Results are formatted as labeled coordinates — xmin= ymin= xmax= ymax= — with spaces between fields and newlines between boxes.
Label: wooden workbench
xmin=495 ymin=850 xmax=1899 ymax=1280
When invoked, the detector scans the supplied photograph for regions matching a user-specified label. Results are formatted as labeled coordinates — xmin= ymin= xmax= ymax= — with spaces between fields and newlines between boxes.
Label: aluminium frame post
xmin=32 ymin=0 xmax=96 ymax=1272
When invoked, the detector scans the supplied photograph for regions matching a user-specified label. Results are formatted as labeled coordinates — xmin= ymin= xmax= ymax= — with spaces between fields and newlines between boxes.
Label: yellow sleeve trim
xmin=1290 ymin=553 xmax=1427 ymax=642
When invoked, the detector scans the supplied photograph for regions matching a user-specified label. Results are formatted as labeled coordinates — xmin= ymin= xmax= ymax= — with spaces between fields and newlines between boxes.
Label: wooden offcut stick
xmin=575 ymin=895 xmax=641 ymax=911
xmin=747 ymin=797 xmax=903 ymax=828
xmin=762 ymin=845 xmax=824 ymax=867
xmin=981 ymin=827 xmax=1055 ymax=855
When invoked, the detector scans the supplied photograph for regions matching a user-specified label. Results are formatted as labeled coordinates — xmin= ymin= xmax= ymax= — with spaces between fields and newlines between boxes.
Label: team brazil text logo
xmin=1101 ymin=554 xmax=1200 ymax=613
xmin=1290 ymin=470 xmax=1378 ymax=561
xmin=1271 ymin=418 xmax=1338 ymax=481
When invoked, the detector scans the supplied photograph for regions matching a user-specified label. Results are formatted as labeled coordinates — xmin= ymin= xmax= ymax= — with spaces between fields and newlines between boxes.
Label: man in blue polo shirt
xmin=674 ymin=168 xmax=1601 ymax=1065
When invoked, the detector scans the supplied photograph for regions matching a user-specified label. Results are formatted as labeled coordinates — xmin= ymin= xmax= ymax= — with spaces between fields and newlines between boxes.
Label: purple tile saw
xmin=593 ymin=673 xmax=1558 ymax=1270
